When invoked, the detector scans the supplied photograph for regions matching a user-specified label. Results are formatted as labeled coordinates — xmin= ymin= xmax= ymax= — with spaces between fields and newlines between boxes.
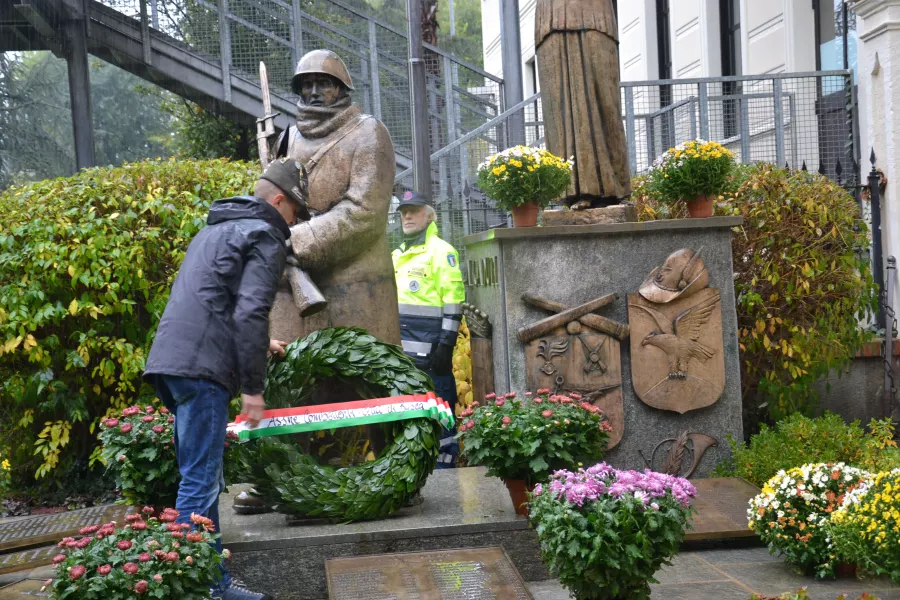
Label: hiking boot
xmin=213 ymin=579 xmax=274 ymax=600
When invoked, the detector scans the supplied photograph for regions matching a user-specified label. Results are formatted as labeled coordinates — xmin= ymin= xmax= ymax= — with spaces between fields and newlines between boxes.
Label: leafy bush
xmin=529 ymin=463 xmax=696 ymax=600
xmin=714 ymin=413 xmax=900 ymax=487
xmin=748 ymin=462 xmax=869 ymax=578
xmin=98 ymin=405 xmax=179 ymax=508
xmin=637 ymin=164 xmax=876 ymax=421
xmin=476 ymin=146 xmax=572 ymax=211
xmin=646 ymin=139 xmax=735 ymax=203
xmin=458 ymin=390 xmax=612 ymax=485
xmin=0 ymin=159 xmax=259 ymax=491
xmin=47 ymin=507 xmax=224 ymax=599
xmin=831 ymin=470 xmax=900 ymax=583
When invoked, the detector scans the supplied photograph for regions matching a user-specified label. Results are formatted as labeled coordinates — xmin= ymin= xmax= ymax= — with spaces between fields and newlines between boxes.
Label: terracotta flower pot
xmin=511 ymin=202 xmax=540 ymax=227
xmin=685 ymin=195 xmax=714 ymax=218
xmin=835 ymin=562 xmax=857 ymax=577
xmin=504 ymin=479 xmax=534 ymax=516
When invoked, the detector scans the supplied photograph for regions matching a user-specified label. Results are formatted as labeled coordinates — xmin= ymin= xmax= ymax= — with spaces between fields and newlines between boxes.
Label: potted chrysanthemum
xmin=646 ymin=139 xmax=735 ymax=217
xmin=45 ymin=507 xmax=227 ymax=599
xmin=529 ymin=464 xmax=697 ymax=600
xmin=747 ymin=462 xmax=870 ymax=578
xmin=457 ymin=389 xmax=612 ymax=514
xmin=477 ymin=146 xmax=572 ymax=227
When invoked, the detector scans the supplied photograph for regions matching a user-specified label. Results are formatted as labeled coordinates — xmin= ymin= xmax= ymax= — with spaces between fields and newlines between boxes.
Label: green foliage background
xmin=0 ymin=159 xmax=259 ymax=492
xmin=713 ymin=413 xmax=900 ymax=487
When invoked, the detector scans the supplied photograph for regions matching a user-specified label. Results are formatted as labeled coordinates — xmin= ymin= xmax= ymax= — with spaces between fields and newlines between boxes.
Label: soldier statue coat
xmin=271 ymin=49 xmax=401 ymax=345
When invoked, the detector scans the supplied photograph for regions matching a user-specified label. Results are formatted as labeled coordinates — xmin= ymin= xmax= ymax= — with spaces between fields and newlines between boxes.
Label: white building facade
xmin=482 ymin=0 xmax=855 ymax=90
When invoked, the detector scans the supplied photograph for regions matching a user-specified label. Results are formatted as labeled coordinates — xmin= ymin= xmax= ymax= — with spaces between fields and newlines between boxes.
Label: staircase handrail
xmin=395 ymin=92 xmax=542 ymax=182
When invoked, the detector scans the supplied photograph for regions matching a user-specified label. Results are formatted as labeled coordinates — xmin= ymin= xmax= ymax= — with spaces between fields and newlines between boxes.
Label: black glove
xmin=429 ymin=343 xmax=454 ymax=376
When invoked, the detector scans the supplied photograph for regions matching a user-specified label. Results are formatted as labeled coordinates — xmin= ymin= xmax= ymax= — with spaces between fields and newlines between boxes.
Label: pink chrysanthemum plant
xmin=457 ymin=389 xmax=612 ymax=485
xmin=528 ymin=463 xmax=697 ymax=600
xmin=45 ymin=507 xmax=227 ymax=599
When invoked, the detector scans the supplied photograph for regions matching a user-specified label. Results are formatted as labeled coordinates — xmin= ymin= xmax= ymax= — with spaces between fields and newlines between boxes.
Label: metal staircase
xmin=2 ymin=0 xmax=504 ymax=174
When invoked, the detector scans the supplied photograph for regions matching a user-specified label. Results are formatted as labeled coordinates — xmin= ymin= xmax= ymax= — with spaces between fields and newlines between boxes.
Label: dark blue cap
xmin=398 ymin=190 xmax=431 ymax=208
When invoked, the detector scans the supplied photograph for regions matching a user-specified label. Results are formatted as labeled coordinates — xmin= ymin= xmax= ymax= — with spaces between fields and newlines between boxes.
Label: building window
xmin=720 ymin=0 xmax=741 ymax=77
xmin=815 ymin=0 xmax=856 ymax=78
xmin=720 ymin=0 xmax=741 ymax=139
xmin=655 ymin=0 xmax=675 ymax=152
xmin=656 ymin=0 xmax=672 ymax=81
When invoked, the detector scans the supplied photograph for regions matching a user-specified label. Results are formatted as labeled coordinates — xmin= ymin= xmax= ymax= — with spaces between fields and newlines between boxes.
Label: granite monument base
xmin=462 ymin=217 xmax=745 ymax=478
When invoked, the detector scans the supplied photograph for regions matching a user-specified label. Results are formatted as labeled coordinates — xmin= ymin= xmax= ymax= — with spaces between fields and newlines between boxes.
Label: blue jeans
xmin=154 ymin=375 xmax=232 ymax=590
xmin=430 ymin=373 xmax=459 ymax=469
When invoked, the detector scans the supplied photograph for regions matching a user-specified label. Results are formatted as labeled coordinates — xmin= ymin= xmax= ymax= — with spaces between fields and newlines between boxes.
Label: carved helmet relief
xmin=629 ymin=248 xmax=726 ymax=414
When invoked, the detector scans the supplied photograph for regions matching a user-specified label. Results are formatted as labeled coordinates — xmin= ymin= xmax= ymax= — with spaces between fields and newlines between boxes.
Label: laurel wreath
xmin=234 ymin=327 xmax=441 ymax=521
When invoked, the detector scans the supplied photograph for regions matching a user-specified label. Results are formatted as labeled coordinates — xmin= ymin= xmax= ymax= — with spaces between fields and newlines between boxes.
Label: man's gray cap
xmin=260 ymin=158 xmax=310 ymax=221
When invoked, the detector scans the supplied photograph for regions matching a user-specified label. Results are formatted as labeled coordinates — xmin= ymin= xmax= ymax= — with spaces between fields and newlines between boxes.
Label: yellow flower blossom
xmin=0 ymin=459 xmax=8 ymax=471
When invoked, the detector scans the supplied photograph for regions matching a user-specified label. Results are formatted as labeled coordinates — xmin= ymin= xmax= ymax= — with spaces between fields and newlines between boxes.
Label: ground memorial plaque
xmin=325 ymin=547 xmax=532 ymax=600
xmin=686 ymin=478 xmax=760 ymax=542
xmin=0 ymin=546 xmax=60 ymax=575
xmin=0 ymin=580 xmax=51 ymax=599
xmin=0 ymin=505 xmax=129 ymax=553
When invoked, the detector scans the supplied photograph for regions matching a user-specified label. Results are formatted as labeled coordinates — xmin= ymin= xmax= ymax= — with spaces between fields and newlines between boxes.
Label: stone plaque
xmin=0 ymin=546 xmax=60 ymax=575
xmin=0 ymin=580 xmax=51 ymax=599
xmin=525 ymin=330 xmax=624 ymax=449
xmin=325 ymin=547 xmax=532 ymax=600
xmin=0 ymin=505 xmax=129 ymax=553
xmin=628 ymin=288 xmax=725 ymax=414
xmin=685 ymin=478 xmax=760 ymax=542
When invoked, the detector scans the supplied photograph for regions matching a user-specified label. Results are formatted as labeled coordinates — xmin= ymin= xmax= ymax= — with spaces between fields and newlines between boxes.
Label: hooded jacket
xmin=144 ymin=196 xmax=290 ymax=396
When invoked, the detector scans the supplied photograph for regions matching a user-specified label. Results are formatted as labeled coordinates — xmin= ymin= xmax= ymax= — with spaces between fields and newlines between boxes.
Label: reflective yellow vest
xmin=392 ymin=222 xmax=466 ymax=365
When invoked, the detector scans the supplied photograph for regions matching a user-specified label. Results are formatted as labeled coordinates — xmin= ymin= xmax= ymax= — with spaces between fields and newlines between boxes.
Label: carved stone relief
xmin=628 ymin=248 xmax=726 ymax=414
xmin=640 ymin=432 xmax=719 ymax=479
xmin=522 ymin=293 xmax=629 ymax=449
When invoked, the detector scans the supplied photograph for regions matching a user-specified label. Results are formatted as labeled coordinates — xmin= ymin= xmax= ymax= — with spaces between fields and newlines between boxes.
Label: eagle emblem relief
xmin=628 ymin=248 xmax=726 ymax=414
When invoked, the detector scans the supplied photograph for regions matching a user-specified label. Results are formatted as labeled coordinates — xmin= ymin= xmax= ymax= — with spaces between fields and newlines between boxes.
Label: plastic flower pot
xmin=685 ymin=195 xmax=714 ymax=218
xmin=504 ymin=478 xmax=534 ymax=515
xmin=511 ymin=202 xmax=540 ymax=227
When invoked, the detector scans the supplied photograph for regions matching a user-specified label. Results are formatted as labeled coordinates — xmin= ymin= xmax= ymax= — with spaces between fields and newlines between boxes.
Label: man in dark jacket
xmin=144 ymin=158 xmax=308 ymax=600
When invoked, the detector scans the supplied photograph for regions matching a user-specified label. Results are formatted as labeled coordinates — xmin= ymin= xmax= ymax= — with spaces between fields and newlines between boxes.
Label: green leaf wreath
xmin=233 ymin=327 xmax=441 ymax=521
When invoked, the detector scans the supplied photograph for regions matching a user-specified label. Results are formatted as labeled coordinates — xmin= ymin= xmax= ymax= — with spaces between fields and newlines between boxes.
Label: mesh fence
xmin=100 ymin=0 xmax=502 ymax=171
xmin=392 ymin=71 xmax=858 ymax=275
xmin=622 ymin=72 xmax=857 ymax=183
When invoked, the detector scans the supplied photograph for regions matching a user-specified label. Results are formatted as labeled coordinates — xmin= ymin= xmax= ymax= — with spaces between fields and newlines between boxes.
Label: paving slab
xmin=528 ymin=548 xmax=900 ymax=600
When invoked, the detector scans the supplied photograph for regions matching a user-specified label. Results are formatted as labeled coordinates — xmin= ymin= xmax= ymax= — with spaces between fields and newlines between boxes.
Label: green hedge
xmin=0 ymin=159 xmax=259 ymax=488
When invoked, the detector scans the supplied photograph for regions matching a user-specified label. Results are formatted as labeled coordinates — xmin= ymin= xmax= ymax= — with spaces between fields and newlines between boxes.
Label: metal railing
xmin=390 ymin=71 xmax=859 ymax=274
xmin=102 ymin=0 xmax=503 ymax=167
xmin=623 ymin=71 xmax=857 ymax=182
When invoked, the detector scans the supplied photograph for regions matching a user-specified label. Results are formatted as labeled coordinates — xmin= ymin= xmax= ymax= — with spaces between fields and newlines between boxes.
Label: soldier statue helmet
xmin=639 ymin=248 xmax=709 ymax=304
xmin=291 ymin=49 xmax=355 ymax=95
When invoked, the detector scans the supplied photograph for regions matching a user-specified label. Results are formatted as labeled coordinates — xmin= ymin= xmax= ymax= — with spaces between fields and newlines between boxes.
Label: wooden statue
xmin=535 ymin=0 xmax=632 ymax=208
xmin=628 ymin=249 xmax=726 ymax=414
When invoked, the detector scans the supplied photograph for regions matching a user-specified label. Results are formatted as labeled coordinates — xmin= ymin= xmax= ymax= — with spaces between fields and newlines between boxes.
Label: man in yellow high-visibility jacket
xmin=392 ymin=191 xmax=466 ymax=468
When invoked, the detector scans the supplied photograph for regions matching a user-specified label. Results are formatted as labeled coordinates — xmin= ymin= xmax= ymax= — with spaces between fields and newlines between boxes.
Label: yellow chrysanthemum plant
xmin=830 ymin=469 xmax=900 ymax=583
xmin=747 ymin=462 xmax=870 ymax=578
xmin=647 ymin=139 xmax=735 ymax=212
xmin=476 ymin=146 xmax=572 ymax=212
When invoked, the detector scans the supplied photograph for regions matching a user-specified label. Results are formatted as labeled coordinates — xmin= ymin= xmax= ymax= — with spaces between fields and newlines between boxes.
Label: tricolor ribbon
xmin=227 ymin=391 xmax=455 ymax=441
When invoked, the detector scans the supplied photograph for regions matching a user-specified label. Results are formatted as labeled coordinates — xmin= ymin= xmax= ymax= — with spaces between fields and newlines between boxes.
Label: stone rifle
xmin=257 ymin=61 xmax=326 ymax=317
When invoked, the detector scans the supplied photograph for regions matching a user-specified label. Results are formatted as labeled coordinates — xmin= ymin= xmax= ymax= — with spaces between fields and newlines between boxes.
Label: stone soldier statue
xmin=535 ymin=0 xmax=632 ymax=208
xmin=271 ymin=49 xmax=400 ymax=345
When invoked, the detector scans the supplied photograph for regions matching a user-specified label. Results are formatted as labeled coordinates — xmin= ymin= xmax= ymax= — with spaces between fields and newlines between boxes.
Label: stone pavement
xmin=526 ymin=547 xmax=900 ymax=600
xmin=2 ymin=548 xmax=900 ymax=599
